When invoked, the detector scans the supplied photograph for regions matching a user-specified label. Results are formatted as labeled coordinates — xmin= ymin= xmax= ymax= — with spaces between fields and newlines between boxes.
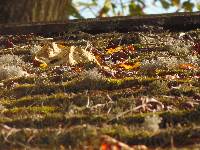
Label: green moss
xmin=0 ymin=27 xmax=200 ymax=149
xmin=3 ymin=77 xmax=159 ymax=99
xmin=0 ymin=124 xmax=199 ymax=149
xmin=148 ymin=80 xmax=170 ymax=95
xmin=170 ymin=84 xmax=200 ymax=97
xmin=108 ymin=109 xmax=200 ymax=128
xmin=106 ymin=77 xmax=156 ymax=89
xmin=160 ymin=109 xmax=200 ymax=128
xmin=2 ymin=106 xmax=59 ymax=116
xmin=100 ymin=125 xmax=200 ymax=147
xmin=4 ymin=83 xmax=62 ymax=98
xmin=3 ymin=76 xmax=37 ymax=85
xmin=0 ymin=113 xmax=107 ymax=128
xmin=1 ymin=93 xmax=75 ymax=108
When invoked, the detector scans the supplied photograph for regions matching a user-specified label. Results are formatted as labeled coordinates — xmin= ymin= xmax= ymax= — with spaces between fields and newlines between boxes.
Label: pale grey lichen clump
xmin=30 ymin=45 xmax=42 ymax=54
xmin=0 ymin=65 xmax=28 ymax=81
xmin=170 ymin=34 xmax=194 ymax=55
xmin=140 ymin=54 xmax=199 ymax=75
xmin=0 ymin=54 xmax=25 ymax=66
xmin=143 ymin=114 xmax=162 ymax=132
xmin=140 ymin=56 xmax=182 ymax=74
xmin=139 ymin=32 xmax=193 ymax=57
xmin=186 ymin=55 xmax=200 ymax=66
xmin=81 ymin=68 xmax=104 ymax=81
xmin=0 ymin=54 xmax=28 ymax=81
xmin=76 ymin=68 xmax=106 ymax=89
xmin=138 ymin=32 xmax=198 ymax=75
xmin=166 ymin=41 xmax=191 ymax=56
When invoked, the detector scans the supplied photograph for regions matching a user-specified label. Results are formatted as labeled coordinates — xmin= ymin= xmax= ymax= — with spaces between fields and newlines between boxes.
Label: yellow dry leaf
xmin=119 ymin=63 xmax=133 ymax=70
xmin=119 ymin=62 xmax=141 ymax=70
xmin=155 ymin=69 xmax=162 ymax=75
xmin=57 ymin=44 xmax=66 ymax=49
xmin=40 ymin=63 xmax=48 ymax=70
xmin=106 ymin=46 xmax=122 ymax=54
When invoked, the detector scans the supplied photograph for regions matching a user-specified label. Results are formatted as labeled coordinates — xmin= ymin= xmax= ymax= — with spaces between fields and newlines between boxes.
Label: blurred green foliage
xmin=69 ymin=0 xmax=200 ymax=18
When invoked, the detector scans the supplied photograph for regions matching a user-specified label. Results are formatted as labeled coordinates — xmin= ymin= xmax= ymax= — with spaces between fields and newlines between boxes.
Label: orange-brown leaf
xmin=179 ymin=64 xmax=197 ymax=70
xmin=118 ymin=62 xmax=141 ymax=70
xmin=106 ymin=46 xmax=122 ymax=54
xmin=100 ymin=143 xmax=109 ymax=150
xmin=127 ymin=44 xmax=135 ymax=52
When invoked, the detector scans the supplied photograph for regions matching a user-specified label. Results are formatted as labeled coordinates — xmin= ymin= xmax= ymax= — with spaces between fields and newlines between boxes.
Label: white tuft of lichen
xmin=142 ymin=114 xmax=162 ymax=132
xmin=140 ymin=56 xmax=183 ymax=74
xmin=81 ymin=68 xmax=104 ymax=81
xmin=186 ymin=55 xmax=200 ymax=66
xmin=0 ymin=54 xmax=25 ymax=66
xmin=30 ymin=45 xmax=42 ymax=54
xmin=0 ymin=65 xmax=29 ymax=81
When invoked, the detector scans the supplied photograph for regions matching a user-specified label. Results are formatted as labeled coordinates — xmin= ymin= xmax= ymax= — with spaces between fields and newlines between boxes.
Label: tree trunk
xmin=0 ymin=0 xmax=70 ymax=24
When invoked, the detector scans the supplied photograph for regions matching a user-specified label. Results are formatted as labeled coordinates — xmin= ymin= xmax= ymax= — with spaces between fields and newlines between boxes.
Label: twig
xmin=108 ymin=105 xmax=142 ymax=122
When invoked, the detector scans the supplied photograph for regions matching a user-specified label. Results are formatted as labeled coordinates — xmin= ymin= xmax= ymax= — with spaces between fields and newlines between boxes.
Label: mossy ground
xmin=0 ymin=27 xmax=200 ymax=149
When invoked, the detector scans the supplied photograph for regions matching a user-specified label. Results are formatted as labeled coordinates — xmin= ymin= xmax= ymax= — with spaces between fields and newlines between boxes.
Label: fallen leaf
xmin=57 ymin=43 xmax=66 ymax=49
xmin=165 ymin=74 xmax=180 ymax=80
xmin=132 ymin=144 xmax=148 ymax=150
xmin=40 ymin=63 xmax=48 ymax=70
xmin=110 ymin=51 xmax=128 ymax=63
xmin=127 ymin=44 xmax=135 ymax=52
xmin=5 ymin=39 xmax=14 ymax=48
xmin=101 ymin=135 xmax=134 ymax=150
xmin=106 ymin=46 xmax=123 ymax=54
xmin=118 ymin=62 xmax=141 ymax=70
xmin=100 ymin=143 xmax=109 ymax=150
xmin=193 ymin=42 xmax=200 ymax=54
xmin=34 ymin=42 xmax=99 ymax=66
xmin=179 ymin=63 xmax=197 ymax=70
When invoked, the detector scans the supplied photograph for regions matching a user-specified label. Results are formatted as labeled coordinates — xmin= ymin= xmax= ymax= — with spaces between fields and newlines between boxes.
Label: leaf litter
xmin=0 ymin=27 xmax=199 ymax=149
